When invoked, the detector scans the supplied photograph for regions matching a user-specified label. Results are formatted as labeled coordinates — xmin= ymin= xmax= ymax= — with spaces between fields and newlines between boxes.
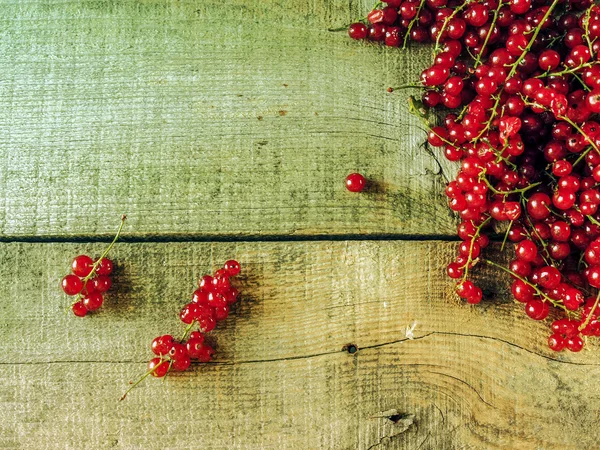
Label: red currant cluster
xmin=61 ymin=256 xmax=114 ymax=316
xmin=347 ymin=1 xmax=600 ymax=351
xmin=121 ymin=260 xmax=241 ymax=400
xmin=60 ymin=216 xmax=125 ymax=316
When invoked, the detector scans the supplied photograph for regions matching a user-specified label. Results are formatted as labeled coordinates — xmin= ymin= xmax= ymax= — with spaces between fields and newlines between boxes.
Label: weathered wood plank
xmin=1 ymin=241 xmax=598 ymax=449
xmin=0 ymin=0 xmax=456 ymax=239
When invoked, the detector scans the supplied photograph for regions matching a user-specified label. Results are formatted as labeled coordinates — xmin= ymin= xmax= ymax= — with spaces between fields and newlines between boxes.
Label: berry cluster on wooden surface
xmin=121 ymin=260 xmax=241 ymax=400
xmin=61 ymin=216 xmax=126 ymax=317
xmin=345 ymin=0 xmax=600 ymax=351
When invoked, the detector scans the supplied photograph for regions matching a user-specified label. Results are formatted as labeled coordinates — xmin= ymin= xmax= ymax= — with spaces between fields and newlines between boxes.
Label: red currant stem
xmin=534 ymin=61 xmax=598 ymax=79
xmin=483 ymin=258 xmax=568 ymax=312
xmin=460 ymin=216 xmax=492 ymax=281
xmin=402 ymin=0 xmax=427 ymax=50
xmin=472 ymin=0 xmax=504 ymax=69
xmin=180 ymin=320 xmax=196 ymax=343
xmin=387 ymin=83 xmax=424 ymax=90
xmin=372 ymin=0 xmax=383 ymax=10
xmin=432 ymin=0 xmax=470 ymax=58
xmin=572 ymin=71 xmax=592 ymax=92
xmin=572 ymin=146 xmax=593 ymax=168
xmin=456 ymin=103 xmax=470 ymax=121
xmin=119 ymin=357 xmax=167 ymax=401
xmin=582 ymin=6 xmax=596 ymax=55
xmin=500 ymin=220 xmax=514 ymax=252
xmin=579 ymin=291 xmax=600 ymax=332
xmin=587 ymin=215 xmax=600 ymax=227
xmin=478 ymin=174 xmax=541 ymax=195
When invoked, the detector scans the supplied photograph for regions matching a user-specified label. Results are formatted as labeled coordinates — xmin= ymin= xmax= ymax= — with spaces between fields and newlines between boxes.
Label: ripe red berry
xmin=72 ymin=255 xmax=94 ymax=277
xmin=93 ymin=275 xmax=112 ymax=293
xmin=83 ymin=292 xmax=104 ymax=311
xmin=172 ymin=354 xmax=191 ymax=372
xmin=224 ymin=260 xmax=241 ymax=276
xmin=186 ymin=337 xmax=206 ymax=359
xmin=151 ymin=335 xmax=174 ymax=356
xmin=197 ymin=344 xmax=215 ymax=363
xmin=148 ymin=358 xmax=170 ymax=377
xmin=62 ymin=274 xmax=83 ymax=296
xmin=348 ymin=23 xmax=368 ymax=40
xmin=96 ymin=258 xmax=114 ymax=276
xmin=345 ymin=173 xmax=366 ymax=192
xmin=72 ymin=301 xmax=88 ymax=317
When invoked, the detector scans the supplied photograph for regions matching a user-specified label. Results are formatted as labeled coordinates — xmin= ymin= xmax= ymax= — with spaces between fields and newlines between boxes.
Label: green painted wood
xmin=1 ymin=240 xmax=599 ymax=449
xmin=0 ymin=0 xmax=456 ymax=239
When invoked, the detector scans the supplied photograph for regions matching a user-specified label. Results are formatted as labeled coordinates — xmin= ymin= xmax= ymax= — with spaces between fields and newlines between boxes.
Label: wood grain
xmin=1 ymin=240 xmax=598 ymax=449
xmin=0 ymin=0 xmax=457 ymax=239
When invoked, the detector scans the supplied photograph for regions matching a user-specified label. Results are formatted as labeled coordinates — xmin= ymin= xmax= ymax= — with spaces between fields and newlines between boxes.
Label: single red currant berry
xmin=192 ymin=288 xmax=210 ymax=305
xmin=152 ymin=335 xmax=174 ymax=356
xmin=511 ymin=280 xmax=535 ymax=303
xmin=223 ymin=287 xmax=240 ymax=304
xmin=93 ymin=275 xmax=112 ymax=293
xmin=168 ymin=343 xmax=187 ymax=360
xmin=180 ymin=303 xmax=200 ymax=324
xmin=456 ymin=280 xmax=475 ymax=298
xmin=72 ymin=255 xmax=94 ymax=277
xmin=214 ymin=305 xmax=230 ymax=321
xmin=198 ymin=275 xmax=217 ymax=293
xmin=566 ymin=335 xmax=584 ymax=352
xmin=148 ymin=358 xmax=170 ymax=377
xmin=72 ymin=301 xmax=88 ymax=317
xmin=345 ymin=173 xmax=366 ymax=192
xmin=348 ymin=23 xmax=368 ymax=40
xmin=172 ymin=354 xmax=191 ymax=372
xmin=186 ymin=337 xmax=205 ymax=359
xmin=197 ymin=344 xmax=215 ymax=363
xmin=198 ymin=314 xmax=216 ymax=333
xmin=62 ymin=274 xmax=83 ymax=296
xmin=224 ymin=260 xmax=241 ymax=276
xmin=466 ymin=287 xmax=483 ymax=304
xmin=83 ymin=292 xmax=104 ymax=311
xmin=96 ymin=258 xmax=114 ymax=276
xmin=446 ymin=262 xmax=464 ymax=279
xmin=526 ymin=193 xmax=552 ymax=220
xmin=516 ymin=240 xmax=537 ymax=262
xmin=189 ymin=331 xmax=204 ymax=341
xmin=536 ymin=266 xmax=561 ymax=289
xmin=548 ymin=334 xmax=566 ymax=351
xmin=525 ymin=300 xmax=550 ymax=320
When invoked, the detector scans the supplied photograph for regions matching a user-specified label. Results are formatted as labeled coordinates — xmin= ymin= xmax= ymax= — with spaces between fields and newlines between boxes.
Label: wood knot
xmin=342 ymin=343 xmax=358 ymax=354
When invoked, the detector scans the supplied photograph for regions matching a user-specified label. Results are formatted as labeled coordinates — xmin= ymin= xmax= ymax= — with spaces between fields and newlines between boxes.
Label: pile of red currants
xmin=121 ymin=260 xmax=241 ymax=400
xmin=347 ymin=0 xmax=600 ymax=351
xmin=60 ymin=216 xmax=126 ymax=316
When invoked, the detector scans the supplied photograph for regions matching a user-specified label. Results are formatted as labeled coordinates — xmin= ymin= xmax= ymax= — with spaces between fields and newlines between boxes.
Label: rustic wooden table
xmin=2 ymin=1 xmax=600 ymax=449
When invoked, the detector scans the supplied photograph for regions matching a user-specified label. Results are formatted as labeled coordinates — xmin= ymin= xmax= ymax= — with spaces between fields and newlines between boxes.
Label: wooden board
xmin=0 ymin=0 xmax=457 ymax=239
xmin=2 ymin=241 xmax=599 ymax=449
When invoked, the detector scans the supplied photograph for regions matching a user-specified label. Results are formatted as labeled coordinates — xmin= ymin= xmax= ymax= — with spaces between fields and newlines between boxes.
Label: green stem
xmin=180 ymin=321 xmax=196 ymax=343
xmin=120 ymin=358 xmax=165 ymax=401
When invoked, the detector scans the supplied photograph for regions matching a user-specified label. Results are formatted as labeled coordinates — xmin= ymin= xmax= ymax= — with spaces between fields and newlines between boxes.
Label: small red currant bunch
xmin=61 ymin=216 xmax=126 ymax=317
xmin=121 ymin=259 xmax=241 ymax=400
